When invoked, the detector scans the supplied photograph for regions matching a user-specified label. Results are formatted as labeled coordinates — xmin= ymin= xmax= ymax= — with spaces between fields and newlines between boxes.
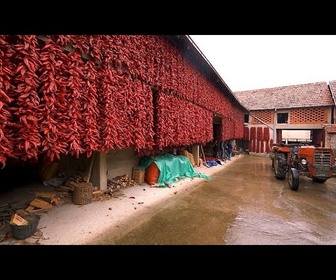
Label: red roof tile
xmin=233 ymin=81 xmax=334 ymax=111
xmin=328 ymin=80 xmax=336 ymax=103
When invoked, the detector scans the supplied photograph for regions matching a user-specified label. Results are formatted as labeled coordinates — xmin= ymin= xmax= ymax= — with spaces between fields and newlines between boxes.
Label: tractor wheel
xmin=312 ymin=177 xmax=326 ymax=183
xmin=274 ymin=156 xmax=286 ymax=180
xmin=288 ymin=168 xmax=299 ymax=191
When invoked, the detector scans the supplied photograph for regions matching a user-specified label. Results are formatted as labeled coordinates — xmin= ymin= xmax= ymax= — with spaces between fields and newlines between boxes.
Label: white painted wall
xmin=282 ymin=130 xmax=311 ymax=142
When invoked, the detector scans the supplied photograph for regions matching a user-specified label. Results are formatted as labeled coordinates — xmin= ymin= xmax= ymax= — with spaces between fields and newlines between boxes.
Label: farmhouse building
xmin=234 ymin=81 xmax=336 ymax=154
xmin=0 ymin=35 xmax=247 ymax=192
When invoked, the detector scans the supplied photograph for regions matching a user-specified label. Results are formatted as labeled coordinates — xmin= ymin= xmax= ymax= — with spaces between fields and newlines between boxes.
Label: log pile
xmin=25 ymin=191 xmax=64 ymax=214
xmin=107 ymin=174 xmax=136 ymax=193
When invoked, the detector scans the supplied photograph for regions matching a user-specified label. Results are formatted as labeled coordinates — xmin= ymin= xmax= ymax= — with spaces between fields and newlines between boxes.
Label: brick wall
xmin=251 ymin=107 xmax=330 ymax=125
xmin=290 ymin=107 xmax=328 ymax=124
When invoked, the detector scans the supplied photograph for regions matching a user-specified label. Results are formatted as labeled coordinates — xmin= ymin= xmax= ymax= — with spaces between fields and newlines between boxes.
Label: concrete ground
xmin=0 ymin=155 xmax=241 ymax=245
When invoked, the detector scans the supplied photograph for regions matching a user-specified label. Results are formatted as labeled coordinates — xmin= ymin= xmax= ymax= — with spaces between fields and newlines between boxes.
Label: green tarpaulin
xmin=139 ymin=153 xmax=211 ymax=187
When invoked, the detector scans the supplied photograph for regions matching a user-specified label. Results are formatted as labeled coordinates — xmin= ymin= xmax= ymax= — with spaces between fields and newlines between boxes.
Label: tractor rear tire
xmin=274 ymin=156 xmax=286 ymax=180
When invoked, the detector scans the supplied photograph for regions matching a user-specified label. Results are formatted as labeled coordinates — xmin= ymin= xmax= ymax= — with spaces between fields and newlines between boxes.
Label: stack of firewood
xmin=107 ymin=174 xmax=136 ymax=193
xmin=25 ymin=191 xmax=64 ymax=214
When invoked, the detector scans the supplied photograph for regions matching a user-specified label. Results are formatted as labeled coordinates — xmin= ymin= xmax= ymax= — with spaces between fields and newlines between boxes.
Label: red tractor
xmin=269 ymin=144 xmax=336 ymax=191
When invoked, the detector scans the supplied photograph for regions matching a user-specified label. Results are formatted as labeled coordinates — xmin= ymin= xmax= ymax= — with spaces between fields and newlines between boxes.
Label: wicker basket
xmin=132 ymin=167 xmax=145 ymax=184
xmin=72 ymin=182 xmax=93 ymax=205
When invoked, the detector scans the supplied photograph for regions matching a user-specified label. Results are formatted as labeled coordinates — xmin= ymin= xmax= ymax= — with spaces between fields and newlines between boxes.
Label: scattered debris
xmin=0 ymin=170 xmax=151 ymax=244
xmin=92 ymin=190 xmax=104 ymax=199
xmin=164 ymin=182 xmax=172 ymax=188
xmin=43 ymin=172 xmax=67 ymax=187
xmin=35 ymin=191 xmax=61 ymax=204
xmin=10 ymin=213 xmax=28 ymax=226
xmin=26 ymin=196 xmax=55 ymax=213
xmin=0 ymin=232 xmax=9 ymax=242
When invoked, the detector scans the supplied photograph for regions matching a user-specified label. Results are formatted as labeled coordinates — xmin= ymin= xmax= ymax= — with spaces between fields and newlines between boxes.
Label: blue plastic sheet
xmin=139 ymin=153 xmax=211 ymax=187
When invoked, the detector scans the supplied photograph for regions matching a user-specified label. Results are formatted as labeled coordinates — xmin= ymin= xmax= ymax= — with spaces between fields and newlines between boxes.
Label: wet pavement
xmin=88 ymin=154 xmax=336 ymax=245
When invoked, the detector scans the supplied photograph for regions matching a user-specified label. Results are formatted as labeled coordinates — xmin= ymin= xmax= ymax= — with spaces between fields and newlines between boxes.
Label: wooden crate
xmin=132 ymin=167 xmax=145 ymax=184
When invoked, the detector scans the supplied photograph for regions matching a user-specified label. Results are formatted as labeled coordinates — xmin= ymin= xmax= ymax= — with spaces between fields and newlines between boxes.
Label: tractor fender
xmin=290 ymin=167 xmax=299 ymax=178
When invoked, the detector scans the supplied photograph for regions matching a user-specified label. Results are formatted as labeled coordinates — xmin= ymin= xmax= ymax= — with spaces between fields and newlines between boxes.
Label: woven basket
xmin=72 ymin=182 xmax=93 ymax=205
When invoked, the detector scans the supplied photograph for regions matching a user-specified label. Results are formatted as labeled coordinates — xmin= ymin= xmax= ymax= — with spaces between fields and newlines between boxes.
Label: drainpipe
xmin=273 ymin=108 xmax=277 ymax=144
xmin=327 ymin=83 xmax=336 ymax=150
xmin=328 ymin=83 xmax=336 ymax=124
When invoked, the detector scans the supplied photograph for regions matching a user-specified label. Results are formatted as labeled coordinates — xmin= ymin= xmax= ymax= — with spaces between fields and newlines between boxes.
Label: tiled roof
xmin=329 ymin=80 xmax=336 ymax=103
xmin=233 ymin=81 xmax=334 ymax=111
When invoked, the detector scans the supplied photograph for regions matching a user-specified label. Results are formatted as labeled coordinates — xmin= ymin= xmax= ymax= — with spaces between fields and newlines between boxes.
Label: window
xmin=277 ymin=113 xmax=288 ymax=124
xmin=244 ymin=114 xmax=249 ymax=123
